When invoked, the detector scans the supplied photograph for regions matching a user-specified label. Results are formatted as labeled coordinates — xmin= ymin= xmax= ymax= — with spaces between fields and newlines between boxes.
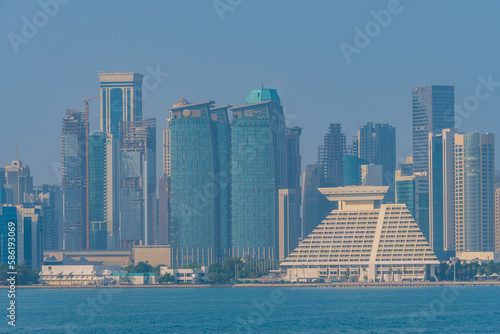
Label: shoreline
xmin=3 ymin=281 xmax=500 ymax=289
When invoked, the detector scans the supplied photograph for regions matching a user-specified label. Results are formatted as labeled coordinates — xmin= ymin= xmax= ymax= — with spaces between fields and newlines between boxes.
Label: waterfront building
xmin=428 ymin=128 xmax=456 ymax=260
xmin=168 ymin=99 xmax=231 ymax=266
xmin=160 ymin=266 xmax=209 ymax=284
xmin=281 ymin=186 xmax=439 ymax=282
xmin=357 ymin=122 xmax=396 ymax=203
xmin=230 ymin=89 xmax=285 ymax=261
xmin=119 ymin=118 xmax=156 ymax=248
xmin=412 ymin=85 xmax=454 ymax=173
xmin=61 ymin=109 xmax=87 ymax=251
xmin=278 ymin=189 xmax=300 ymax=261
xmin=454 ymin=132 xmax=495 ymax=252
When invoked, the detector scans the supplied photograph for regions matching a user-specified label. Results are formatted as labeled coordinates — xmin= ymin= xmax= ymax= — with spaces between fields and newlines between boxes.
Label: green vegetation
xmin=435 ymin=261 xmax=500 ymax=281
xmin=0 ymin=263 xmax=40 ymax=285
xmin=208 ymin=257 xmax=278 ymax=284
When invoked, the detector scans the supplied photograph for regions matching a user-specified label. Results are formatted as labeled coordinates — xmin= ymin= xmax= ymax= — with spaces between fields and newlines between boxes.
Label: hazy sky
xmin=2 ymin=0 xmax=500 ymax=185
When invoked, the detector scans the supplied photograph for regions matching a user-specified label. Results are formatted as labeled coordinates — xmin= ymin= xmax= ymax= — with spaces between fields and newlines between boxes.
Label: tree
xmin=68 ymin=272 xmax=74 ymax=285
xmin=209 ymin=263 xmax=225 ymax=284
xmin=185 ymin=263 xmax=201 ymax=270
xmin=57 ymin=273 xmax=63 ymax=285
xmin=158 ymin=273 xmax=175 ymax=284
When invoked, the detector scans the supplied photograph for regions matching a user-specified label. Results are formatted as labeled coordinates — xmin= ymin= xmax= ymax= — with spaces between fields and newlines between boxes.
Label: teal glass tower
xmin=88 ymin=132 xmax=107 ymax=250
xmin=0 ymin=206 xmax=17 ymax=266
xmin=168 ymin=99 xmax=231 ymax=266
xmin=358 ymin=122 xmax=396 ymax=203
xmin=230 ymin=89 xmax=285 ymax=261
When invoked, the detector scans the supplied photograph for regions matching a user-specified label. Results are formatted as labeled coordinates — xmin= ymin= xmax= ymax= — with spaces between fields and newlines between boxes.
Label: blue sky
xmin=1 ymin=0 xmax=500 ymax=185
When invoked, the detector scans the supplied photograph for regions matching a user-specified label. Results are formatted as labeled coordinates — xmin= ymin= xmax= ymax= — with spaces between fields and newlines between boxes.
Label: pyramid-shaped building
xmin=281 ymin=186 xmax=439 ymax=282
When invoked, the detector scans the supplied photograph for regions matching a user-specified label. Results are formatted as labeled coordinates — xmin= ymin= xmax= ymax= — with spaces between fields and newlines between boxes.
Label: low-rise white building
xmin=160 ymin=266 xmax=208 ymax=284
xmin=40 ymin=264 xmax=124 ymax=285
xmin=456 ymin=252 xmax=500 ymax=264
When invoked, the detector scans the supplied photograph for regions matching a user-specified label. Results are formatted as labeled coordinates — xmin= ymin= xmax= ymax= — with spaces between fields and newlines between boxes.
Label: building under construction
xmin=119 ymin=118 xmax=156 ymax=249
xmin=61 ymin=109 xmax=87 ymax=250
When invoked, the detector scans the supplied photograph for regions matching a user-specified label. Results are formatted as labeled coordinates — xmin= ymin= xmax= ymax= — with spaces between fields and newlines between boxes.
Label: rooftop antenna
xmin=15 ymin=142 xmax=18 ymax=161
xmin=261 ymin=81 xmax=264 ymax=89
xmin=181 ymin=82 xmax=184 ymax=98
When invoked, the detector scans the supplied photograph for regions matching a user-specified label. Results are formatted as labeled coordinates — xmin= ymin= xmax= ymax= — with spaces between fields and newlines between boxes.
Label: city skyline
xmin=3 ymin=1 xmax=500 ymax=185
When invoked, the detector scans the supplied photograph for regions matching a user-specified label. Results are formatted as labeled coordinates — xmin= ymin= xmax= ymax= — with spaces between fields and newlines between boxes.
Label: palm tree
xmin=57 ymin=273 xmax=63 ymax=286
xmin=48 ymin=266 xmax=53 ymax=285
xmin=68 ymin=272 xmax=74 ymax=285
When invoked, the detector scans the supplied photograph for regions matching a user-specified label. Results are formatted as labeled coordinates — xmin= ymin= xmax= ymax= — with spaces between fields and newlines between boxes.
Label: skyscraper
xmin=357 ymin=122 xmax=396 ymax=203
xmin=168 ymin=99 xmax=231 ymax=266
xmin=0 ymin=206 xmax=16 ymax=266
xmin=454 ymin=132 xmax=495 ymax=252
xmin=395 ymin=170 xmax=429 ymax=245
xmin=99 ymin=72 xmax=144 ymax=139
xmin=412 ymin=85 xmax=454 ymax=173
xmin=230 ymin=89 xmax=285 ymax=261
xmin=302 ymin=164 xmax=328 ymax=238
xmin=428 ymin=128 xmax=456 ymax=260
xmin=4 ymin=160 xmax=33 ymax=205
xmin=280 ymin=127 xmax=302 ymax=259
xmin=119 ymin=118 xmax=156 ymax=248
xmin=61 ymin=109 xmax=87 ymax=250
xmin=318 ymin=124 xmax=346 ymax=187
xmin=88 ymin=132 xmax=107 ymax=250
xmin=33 ymin=185 xmax=63 ymax=251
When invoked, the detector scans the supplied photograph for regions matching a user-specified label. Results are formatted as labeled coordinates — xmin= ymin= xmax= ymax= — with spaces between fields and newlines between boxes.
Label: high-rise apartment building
xmin=412 ymin=85 xmax=454 ymax=173
xmin=61 ymin=109 xmax=87 ymax=250
xmin=454 ymin=132 xmax=495 ymax=252
xmin=428 ymin=128 xmax=456 ymax=260
xmin=230 ymin=89 xmax=285 ymax=261
xmin=119 ymin=118 xmax=156 ymax=248
xmin=33 ymin=185 xmax=63 ymax=251
xmin=168 ymin=99 xmax=231 ymax=266
xmin=357 ymin=122 xmax=396 ymax=203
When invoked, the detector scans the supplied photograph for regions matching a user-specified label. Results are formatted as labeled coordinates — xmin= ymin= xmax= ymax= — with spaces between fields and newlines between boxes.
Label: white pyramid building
xmin=281 ymin=186 xmax=439 ymax=282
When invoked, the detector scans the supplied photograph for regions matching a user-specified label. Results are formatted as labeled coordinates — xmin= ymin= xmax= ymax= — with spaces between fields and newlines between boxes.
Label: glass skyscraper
xmin=168 ymin=99 xmax=231 ymax=266
xmin=412 ymin=85 xmax=454 ymax=173
xmin=428 ymin=128 xmax=456 ymax=260
xmin=89 ymin=132 xmax=107 ymax=250
xmin=357 ymin=122 xmax=396 ymax=203
xmin=61 ymin=109 xmax=87 ymax=250
xmin=230 ymin=89 xmax=285 ymax=261
xmin=0 ymin=206 xmax=16 ymax=266
xmin=454 ymin=132 xmax=495 ymax=252
xmin=99 ymin=72 xmax=143 ymax=139
xmin=4 ymin=160 xmax=33 ymax=206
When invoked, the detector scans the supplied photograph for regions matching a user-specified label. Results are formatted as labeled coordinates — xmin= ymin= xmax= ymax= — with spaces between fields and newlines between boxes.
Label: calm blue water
xmin=1 ymin=286 xmax=499 ymax=333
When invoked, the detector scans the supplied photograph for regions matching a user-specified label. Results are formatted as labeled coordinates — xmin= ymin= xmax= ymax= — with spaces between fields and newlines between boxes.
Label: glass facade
xmin=61 ymin=110 xmax=87 ymax=250
xmin=89 ymin=133 xmax=107 ymax=250
xmin=230 ymin=91 xmax=285 ymax=261
xmin=455 ymin=132 xmax=495 ymax=252
xmin=343 ymin=155 xmax=370 ymax=186
xmin=99 ymin=73 xmax=144 ymax=140
xmin=358 ymin=122 xmax=396 ymax=203
xmin=0 ymin=206 xmax=16 ymax=266
xmin=412 ymin=86 xmax=454 ymax=173
xmin=169 ymin=102 xmax=231 ymax=266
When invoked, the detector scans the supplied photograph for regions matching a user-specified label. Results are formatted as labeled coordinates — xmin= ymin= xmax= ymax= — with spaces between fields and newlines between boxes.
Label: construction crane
xmin=84 ymin=95 xmax=100 ymax=250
